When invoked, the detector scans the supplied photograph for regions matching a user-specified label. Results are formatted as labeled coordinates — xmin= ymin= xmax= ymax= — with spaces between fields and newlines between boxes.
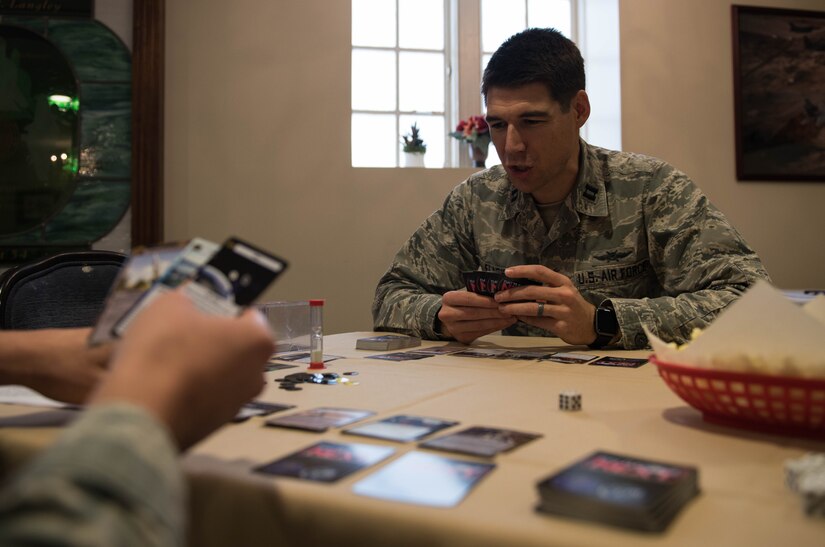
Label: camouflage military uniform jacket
xmin=0 ymin=404 xmax=183 ymax=546
xmin=372 ymin=140 xmax=770 ymax=349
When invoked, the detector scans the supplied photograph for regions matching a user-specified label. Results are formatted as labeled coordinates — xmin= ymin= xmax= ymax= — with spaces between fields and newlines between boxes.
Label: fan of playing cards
xmin=89 ymin=237 xmax=288 ymax=345
xmin=462 ymin=270 xmax=541 ymax=296
xmin=646 ymin=280 xmax=825 ymax=437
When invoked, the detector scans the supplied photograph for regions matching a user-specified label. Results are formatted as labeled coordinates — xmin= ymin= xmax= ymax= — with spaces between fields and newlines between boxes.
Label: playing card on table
xmin=344 ymin=414 xmax=458 ymax=442
xmin=589 ymin=356 xmax=648 ymax=368
xmin=543 ymin=352 xmax=597 ymax=364
xmin=352 ymin=451 xmax=495 ymax=507
xmin=233 ymin=401 xmax=294 ymax=422
xmin=255 ymin=441 xmax=394 ymax=483
xmin=366 ymin=351 xmax=434 ymax=362
xmin=264 ymin=407 xmax=374 ymax=432
xmin=420 ymin=426 xmax=542 ymax=457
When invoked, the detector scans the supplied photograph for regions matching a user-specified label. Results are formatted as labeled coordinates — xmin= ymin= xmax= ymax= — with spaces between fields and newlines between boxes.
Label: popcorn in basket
xmin=646 ymin=280 xmax=825 ymax=438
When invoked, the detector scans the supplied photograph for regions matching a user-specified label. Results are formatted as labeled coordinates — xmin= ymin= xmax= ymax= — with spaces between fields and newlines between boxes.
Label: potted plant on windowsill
xmin=401 ymin=123 xmax=427 ymax=167
xmin=450 ymin=115 xmax=490 ymax=168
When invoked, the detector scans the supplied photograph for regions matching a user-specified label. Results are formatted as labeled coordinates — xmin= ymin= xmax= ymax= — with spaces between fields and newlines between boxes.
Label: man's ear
xmin=573 ymin=90 xmax=591 ymax=127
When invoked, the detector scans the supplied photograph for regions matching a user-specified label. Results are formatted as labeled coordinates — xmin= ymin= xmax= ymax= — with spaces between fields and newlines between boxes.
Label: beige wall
xmin=165 ymin=0 xmax=825 ymax=334
xmin=621 ymin=0 xmax=825 ymax=289
xmin=165 ymin=0 xmax=474 ymax=334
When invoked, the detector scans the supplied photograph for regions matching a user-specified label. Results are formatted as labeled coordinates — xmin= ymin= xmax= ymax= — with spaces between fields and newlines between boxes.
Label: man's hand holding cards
xmin=437 ymin=271 xmax=540 ymax=344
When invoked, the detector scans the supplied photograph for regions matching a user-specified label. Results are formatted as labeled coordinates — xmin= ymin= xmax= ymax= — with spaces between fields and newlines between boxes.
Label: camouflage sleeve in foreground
xmin=372 ymin=185 xmax=478 ymax=339
xmin=0 ymin=404 xmax=183 ymax=547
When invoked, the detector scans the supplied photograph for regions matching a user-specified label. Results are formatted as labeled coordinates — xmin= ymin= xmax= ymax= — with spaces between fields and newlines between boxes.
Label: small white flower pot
xmin=403 ymin=152 xmax=426 ymax=168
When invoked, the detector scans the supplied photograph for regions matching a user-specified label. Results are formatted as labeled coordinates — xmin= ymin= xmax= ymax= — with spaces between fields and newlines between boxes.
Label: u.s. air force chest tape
xmin=574 ymin=259 xmax=650 ymax=288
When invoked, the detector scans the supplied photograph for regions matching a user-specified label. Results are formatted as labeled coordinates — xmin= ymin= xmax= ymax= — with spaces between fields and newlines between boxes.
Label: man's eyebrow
xmin=520 ymin=110 xmax=551 ymax=118
xmin=486 ymin=110 xmax=551 ymax=121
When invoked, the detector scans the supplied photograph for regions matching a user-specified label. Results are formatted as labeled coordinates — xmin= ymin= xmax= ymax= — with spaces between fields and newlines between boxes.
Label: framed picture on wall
xmin=732 ymin=5 xmax=825 ymax=181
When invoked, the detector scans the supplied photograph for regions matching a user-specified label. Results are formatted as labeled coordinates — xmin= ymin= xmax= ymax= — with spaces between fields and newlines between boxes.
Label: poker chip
xmin=559 ymin=390 xmax=582 ymax=411
xmin=275 ymin=371 xmax=348 ymax=389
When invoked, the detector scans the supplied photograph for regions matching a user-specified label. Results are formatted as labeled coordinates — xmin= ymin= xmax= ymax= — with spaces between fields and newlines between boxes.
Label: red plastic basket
xmin=651 ymin=356 xmax=825 ymax=439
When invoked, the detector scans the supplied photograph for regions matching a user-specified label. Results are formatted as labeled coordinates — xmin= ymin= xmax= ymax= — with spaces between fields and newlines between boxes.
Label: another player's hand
xmin=438 ymin=290 xmax=517 ymax=344
xmin=494 ymin=265 xmax=597 ymax=346
xmin=89 ymin=291 xmax=275 ymax=450
xmin=1 ymin=328 xmax=112 ymax=405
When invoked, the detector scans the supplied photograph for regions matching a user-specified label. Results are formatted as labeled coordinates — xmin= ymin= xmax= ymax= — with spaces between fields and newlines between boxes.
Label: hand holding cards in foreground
xmin=90 ymin=237 xmax=288 ymax=345
xmin=90 ymin=291 xmax=275 ymax=450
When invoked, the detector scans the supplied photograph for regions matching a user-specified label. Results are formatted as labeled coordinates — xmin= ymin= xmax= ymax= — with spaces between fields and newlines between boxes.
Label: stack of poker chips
xmin=559 ymin=391 xmax=582 ymax=411
xmin=785 ymin=453 xmax=825 ymax=517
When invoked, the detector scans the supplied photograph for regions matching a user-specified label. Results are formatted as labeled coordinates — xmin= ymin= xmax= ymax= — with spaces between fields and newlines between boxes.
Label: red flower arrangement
xmin=449 ymin=115 xmax=491 ymax=148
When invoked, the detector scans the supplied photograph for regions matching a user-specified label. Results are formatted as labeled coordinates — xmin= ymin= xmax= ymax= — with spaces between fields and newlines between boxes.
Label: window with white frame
xmin=351 ymin=0 xmax=621 ymax=168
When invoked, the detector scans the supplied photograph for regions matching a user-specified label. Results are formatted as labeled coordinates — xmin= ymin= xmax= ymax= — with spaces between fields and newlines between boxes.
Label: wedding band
xmin=537 ymin=301 xmax=545 ymax=317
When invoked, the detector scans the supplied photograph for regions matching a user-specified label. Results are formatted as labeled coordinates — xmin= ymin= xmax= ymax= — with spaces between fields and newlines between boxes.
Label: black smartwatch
xmin=589 ymin=300 xmax=619 ymax=349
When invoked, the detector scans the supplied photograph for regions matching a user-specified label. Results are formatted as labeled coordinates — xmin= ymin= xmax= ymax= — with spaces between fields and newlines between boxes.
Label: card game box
xmin=356 ymin=335 xmax=421 ymax=351
xmin=535 ymin=451 xmax=699 ymax=532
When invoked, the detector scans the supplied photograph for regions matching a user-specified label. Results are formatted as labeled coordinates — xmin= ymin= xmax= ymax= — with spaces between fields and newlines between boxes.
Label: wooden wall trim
xmin=131 ymin=0 xmax=164 ymax=246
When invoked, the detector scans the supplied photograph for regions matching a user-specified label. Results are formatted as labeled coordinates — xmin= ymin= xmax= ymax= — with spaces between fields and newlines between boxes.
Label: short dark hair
xmin=481 ymin=28 xmax=585 ymax=112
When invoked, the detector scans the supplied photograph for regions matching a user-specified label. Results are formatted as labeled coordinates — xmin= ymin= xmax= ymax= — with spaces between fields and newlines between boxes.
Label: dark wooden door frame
xmin=132 ymin=0 xmax=164 ymax=246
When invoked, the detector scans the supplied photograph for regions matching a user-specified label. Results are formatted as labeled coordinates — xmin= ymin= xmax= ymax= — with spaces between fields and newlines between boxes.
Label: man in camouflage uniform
xmin=372 ymin=28 xmax=769 ymax=350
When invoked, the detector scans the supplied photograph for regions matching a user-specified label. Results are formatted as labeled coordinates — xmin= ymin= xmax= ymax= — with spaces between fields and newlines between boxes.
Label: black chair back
xmin=0 ymin=251 xmax=127 ymax=330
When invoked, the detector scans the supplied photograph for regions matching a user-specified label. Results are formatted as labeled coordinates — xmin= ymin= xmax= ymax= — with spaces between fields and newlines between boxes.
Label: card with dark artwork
xmin=589 ymin=356 xmax=648 ymax=368
xmin=543 ymin=352 xmax=597 ymax=364
xmin=366 ymin=351 xmax=434 ymax=362
xmin=264 ymin=407 xmax=374 ymax=432
xmin=255 ymin=441 xmax=394 ymax=483
xmin=420 ymin=426 xmax=542 ymax=457
xmin=344 ymin=415 xmax=458 ymax=442
xmin=233 ymin=401 xmax=294 ymax=422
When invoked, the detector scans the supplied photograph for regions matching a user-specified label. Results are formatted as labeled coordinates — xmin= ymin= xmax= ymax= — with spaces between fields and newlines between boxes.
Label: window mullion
xmin=395 ymin=0 xmax=401 ymax=167
xmin=456 ymin=0 xmax=481 ymax=168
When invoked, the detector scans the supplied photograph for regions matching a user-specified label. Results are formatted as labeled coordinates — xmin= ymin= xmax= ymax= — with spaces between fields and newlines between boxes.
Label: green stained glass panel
xmin=0 ymin=17 xmax=131 ymax=261
xmin=47 ymin=19 xmax=130 ymax=81
xmin=43 ymin=179 xmax=130 ymax=243
xmin=80 ymin=83 xmax=131 ymax=179
xmin=0 ymin=25 xmax=79 ymax=237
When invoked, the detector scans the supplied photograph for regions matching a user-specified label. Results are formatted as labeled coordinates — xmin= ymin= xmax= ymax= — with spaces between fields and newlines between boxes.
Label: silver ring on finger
xmin=537 ymin=301 xmax=545 ymax=317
